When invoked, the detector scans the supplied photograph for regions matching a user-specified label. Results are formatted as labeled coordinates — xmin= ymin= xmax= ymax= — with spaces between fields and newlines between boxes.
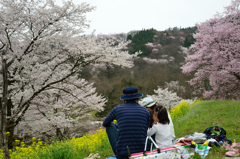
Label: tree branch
xmin=5 ymin=28 xmax=13 ymax=53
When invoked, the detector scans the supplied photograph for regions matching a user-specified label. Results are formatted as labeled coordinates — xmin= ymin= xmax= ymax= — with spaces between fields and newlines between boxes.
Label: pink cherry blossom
xmin=182 ymin=0 xmax=240 ymax=99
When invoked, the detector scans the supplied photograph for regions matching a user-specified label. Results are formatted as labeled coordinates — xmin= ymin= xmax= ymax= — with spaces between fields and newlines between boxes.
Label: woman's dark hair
xmin=149 ymin=110 xmax=154 ymax=128
xmin=154 ymin=105 xmax=170 ymax=124
xmin=149 ymin=104 xmax=156 ymax=111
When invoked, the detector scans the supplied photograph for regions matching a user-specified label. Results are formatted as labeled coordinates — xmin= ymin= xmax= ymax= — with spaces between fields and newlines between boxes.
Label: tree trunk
xmin=6 ymin=100 xmax=14 ymax=150
xmin=6 ymin=120 xmax=14 ymax=150
xmin=0 ymin=100 xmax=2 ymax=150
xmin=56 ymin=128 xmax=63 ymax=140
xmin=1 ymin=48 xmax=11 ymax=158
xmin=54 ymin=106 xmax=63 ymax=140
xmin=63 ymin=127 xmax=69 ymax=138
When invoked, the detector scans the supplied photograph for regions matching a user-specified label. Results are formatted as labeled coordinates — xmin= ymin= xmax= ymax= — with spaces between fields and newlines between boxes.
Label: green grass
xmin=173 ymin=100 xmax=240 ymax=159
xmin=99 ymin=100 xmax=240 ymax=158
xmin=102 ymin=100 xmax=240 ymax=158
xmin=2 ymin=100 xmax=239 ymax=159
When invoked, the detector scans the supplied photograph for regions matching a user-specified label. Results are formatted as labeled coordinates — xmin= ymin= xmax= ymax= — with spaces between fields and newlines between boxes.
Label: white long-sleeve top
xmin=147 ymin=122 xmax=173 ymax=149
xmin=168 ymin=112 xmax=175 ymax=140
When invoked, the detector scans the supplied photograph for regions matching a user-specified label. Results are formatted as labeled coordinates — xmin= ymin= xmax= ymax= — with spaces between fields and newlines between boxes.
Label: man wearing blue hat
xmin=103 ymin=87 xmax=150 ymax=159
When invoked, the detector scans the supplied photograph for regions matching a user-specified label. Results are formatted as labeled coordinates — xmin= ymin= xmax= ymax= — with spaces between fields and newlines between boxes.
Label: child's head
xmin=153 ymin=105 xmax=170 ymax=124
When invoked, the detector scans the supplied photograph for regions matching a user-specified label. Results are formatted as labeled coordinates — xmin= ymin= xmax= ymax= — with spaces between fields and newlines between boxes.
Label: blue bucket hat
xmin=120 ymin=87 xmax=143 ymax=100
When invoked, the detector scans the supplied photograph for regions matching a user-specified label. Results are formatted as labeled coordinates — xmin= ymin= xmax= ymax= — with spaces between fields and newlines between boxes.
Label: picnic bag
xmin=203 ymin=126 xmax=232 ymax=144
xmin=130 ymin=136 xmax=181 ymax=159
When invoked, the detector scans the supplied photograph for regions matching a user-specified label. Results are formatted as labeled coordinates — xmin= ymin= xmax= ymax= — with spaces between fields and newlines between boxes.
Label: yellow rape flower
xmin=113 ymin=119 xmax=117 ymax=124
xmin=6 ymin=132 xmax=10 ymax=137
xmin=15 ymin=140 xmax=20 ymax=146
xmin=32 ymin=137 xmax=36 ymax=142
xmin=20 ymin=142 xmax=25 ymax=147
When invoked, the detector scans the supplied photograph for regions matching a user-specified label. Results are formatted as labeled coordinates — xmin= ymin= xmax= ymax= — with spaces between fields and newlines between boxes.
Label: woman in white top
xmin=147 ymin=105 xmax=173 ymax=149
xmin=140 ymin=97 xmax=175 ymax=140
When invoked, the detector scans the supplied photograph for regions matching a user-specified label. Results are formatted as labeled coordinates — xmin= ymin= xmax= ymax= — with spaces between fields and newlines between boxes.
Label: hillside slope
xmin=91 ymin=27 xmax=200 ymax=117
xmin=173 ymin=100 xmax=240 ymax=158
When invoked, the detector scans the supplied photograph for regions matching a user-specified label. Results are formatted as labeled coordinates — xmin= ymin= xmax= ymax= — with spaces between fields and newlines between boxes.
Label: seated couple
xmin=102 ymin=87 xmax=175 ymax=159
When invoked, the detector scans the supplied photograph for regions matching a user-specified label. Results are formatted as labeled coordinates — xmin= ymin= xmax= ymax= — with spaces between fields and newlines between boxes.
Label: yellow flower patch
xmin=0 ymin=128 xmax=108 ymax=159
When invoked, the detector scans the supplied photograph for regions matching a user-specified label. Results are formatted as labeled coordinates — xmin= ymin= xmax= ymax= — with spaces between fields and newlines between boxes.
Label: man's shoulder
xmin=114 ymin=103 xmax=149 ymax=114
xmin=135 ymin=104 xmax=150 ymax=116
xmin=113 ymin=104 xmax=123 ymax=109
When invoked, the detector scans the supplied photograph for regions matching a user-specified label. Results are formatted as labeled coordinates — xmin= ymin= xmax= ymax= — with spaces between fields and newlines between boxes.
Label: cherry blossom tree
xmin=151 ymin=48 xmax=159 ymax=54
xmin=179 ymin=46 xmax=189 ymax=55
xmin=182 ymin=0 xmax=240 ymax=99
xmin=140 ymin=86 xmax=194 ymax=112
xmin=145 ymin=42 xmax=155 ymax=48
xmin=140 ymin=87 xmax=183 ymax=111
xmin=167 ymin=36 xmax=175 ymax=39
xmin=143 ymin=57 xmax=168 ymax=64
xmin=164 ymin=81 xmax=186 ymax=96
xmin=0 ymin=0 xmax=140 ymax=153
xmin=179 ymin=37 xmax=185 ymax=43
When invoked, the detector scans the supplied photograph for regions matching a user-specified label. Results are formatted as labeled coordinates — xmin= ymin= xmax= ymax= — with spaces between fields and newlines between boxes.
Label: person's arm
xmin=167 ymin=112 xmax=175 ymax=139
xmin=102 ymin=107 xmax=116 ymax=127
xmin=147 ymin=124 xmax=157 ymax=136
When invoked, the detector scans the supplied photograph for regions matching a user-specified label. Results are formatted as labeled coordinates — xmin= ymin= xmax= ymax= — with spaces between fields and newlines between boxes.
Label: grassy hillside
xmin=173 ymin=100 xmax=240 ymax=159
xmin=2 ymin=100 xmax=239 ymax=159
xmin=101 ymin=100 xmax=240 ymax=158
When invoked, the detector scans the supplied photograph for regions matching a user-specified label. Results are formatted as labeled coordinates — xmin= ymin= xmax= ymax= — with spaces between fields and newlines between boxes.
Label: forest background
xmin=85 ymin=26 xmax=198 ymax=117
